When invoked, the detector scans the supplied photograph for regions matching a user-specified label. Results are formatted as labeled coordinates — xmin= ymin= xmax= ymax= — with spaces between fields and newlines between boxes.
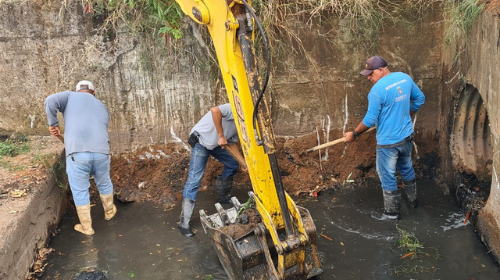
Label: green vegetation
xmin=50 ymin=157 xmax=67 ymax=190
xmin=393 ymin=226 xmax=442 ymax=276
xmin=85 ymin=0 xmax=183 ymax=38
xmin=253 ymin=0 xmax=433 ymax=57
xmin=443 ymin=0 xmax=485 ymax=46
xmin=80 ymin=0 xmax=485 ymax=71
xmin=237 ymin=197 xmax=255 ymax=217
xmin=32 ymin=151 xmax=68 ymax=190
xmin=0 ymin=160 xmax=24 ymax=171
xmin=0 ymin=136 xmax=30 ymax=171
xmin=0 ymin=138 xmax=29 ymax=158
xmin=395 ymin=226 xmax=424 ymax=255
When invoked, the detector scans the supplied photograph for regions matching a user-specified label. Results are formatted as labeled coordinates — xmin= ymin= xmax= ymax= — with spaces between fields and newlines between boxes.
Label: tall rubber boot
xmin=100 ymin=193 xmax=117 ymax=220
xmin=74 ymin=204 xmax=95 ymax=235
xmin=403 ymin=179 xmax=418 ymax=208
xmin=216 ymin=176 xmax=234 ymax=204
xmin=178 ymin=198 xmax=196 ymax=237
xmin=381 ymin=189 xmax=402 ymax=220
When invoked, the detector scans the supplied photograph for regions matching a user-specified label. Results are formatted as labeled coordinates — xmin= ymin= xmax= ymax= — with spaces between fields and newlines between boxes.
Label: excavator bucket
xmin=200 ymin=194 xmax=323 ymax=280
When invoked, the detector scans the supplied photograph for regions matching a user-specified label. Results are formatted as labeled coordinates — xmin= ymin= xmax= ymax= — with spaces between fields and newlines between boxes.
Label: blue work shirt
xmin=362 ymin=72 xmax=425 ymax=145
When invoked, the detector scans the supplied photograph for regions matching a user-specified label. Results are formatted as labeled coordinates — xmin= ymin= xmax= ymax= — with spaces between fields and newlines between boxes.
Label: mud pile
xmin=107 ymin=131 xmax=439 ymax=207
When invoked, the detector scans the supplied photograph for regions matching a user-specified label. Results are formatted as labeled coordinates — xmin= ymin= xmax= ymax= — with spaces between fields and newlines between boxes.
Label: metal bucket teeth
xmin=199 ymin=194 xmax=323 ymax=280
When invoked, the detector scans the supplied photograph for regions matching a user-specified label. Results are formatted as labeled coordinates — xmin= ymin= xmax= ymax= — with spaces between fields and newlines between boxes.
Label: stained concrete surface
xmin=42 ymin=179 xmax=499 ymax=280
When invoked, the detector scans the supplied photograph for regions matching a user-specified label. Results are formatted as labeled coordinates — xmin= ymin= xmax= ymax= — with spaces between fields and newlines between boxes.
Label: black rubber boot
xmin=381 ymin=189 xmax=402 ymax=220
xmin=178 ymin=198 xmax=196 ymax=237
xmin=403 ymin=179 xmax=418 ymax=208
xmin=216 ymin=176 xmax=234 ymax=204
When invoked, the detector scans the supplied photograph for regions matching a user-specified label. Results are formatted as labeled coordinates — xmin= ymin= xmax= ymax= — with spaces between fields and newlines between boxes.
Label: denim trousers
xmin=183 ymin=142 xmax=239 ymax=201
xmin=376 ymin=139 xmax=415 ymax=191
xmin=66 ymin=152 xmax=113 ymax=206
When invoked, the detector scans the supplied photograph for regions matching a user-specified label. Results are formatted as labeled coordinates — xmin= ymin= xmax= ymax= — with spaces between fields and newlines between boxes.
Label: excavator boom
xmin=173 ymin=1 xmax=323 ymax=279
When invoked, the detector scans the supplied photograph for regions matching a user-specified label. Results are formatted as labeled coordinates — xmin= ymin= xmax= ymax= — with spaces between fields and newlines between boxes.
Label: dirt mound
xmin=107 ymin=129 xmax=439 ymax=208
xmin=107 ymin=130 xmax=412 ymax=206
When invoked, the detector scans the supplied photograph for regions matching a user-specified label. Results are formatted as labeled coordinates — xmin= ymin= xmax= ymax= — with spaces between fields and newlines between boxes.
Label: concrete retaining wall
xmin=461 ymin=11 xmax=500 ymax=263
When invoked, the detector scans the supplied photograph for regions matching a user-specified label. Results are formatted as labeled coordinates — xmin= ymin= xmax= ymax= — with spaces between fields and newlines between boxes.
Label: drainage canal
xmin=451 ymin=84 xmax=493 ymax=218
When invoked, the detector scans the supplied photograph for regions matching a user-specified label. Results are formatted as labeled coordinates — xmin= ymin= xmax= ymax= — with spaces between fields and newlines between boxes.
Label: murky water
xmin=43 ymin=179 xmax=499 ymax=280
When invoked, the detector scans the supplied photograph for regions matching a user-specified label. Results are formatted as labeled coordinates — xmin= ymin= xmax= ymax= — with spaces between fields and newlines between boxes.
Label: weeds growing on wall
xmin=444 ymin=0 xmax=485 ymax=45
xmin=443 ymin=0 xmax=485 ymax=61
xmin=253 ymin=0 xmax=434 ymax=59
xmin=80 ymin=0 xmax=485 ymax=88
xmin=82 ymin=0 xmax=486 ymax=54
xmin=85 ymin=0 xmax=183 ymax=39
xmin=33 ymin=153 xmax=68 ymax=190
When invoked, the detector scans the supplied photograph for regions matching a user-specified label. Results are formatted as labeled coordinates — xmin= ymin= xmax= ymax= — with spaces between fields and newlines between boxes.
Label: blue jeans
xmin=183 ymin=143 xmax=239 ymax=201
xmin=376 ymin=139 xmax=415 ymax=191
xmin=66 ymin=152 xmax=113 ymax=206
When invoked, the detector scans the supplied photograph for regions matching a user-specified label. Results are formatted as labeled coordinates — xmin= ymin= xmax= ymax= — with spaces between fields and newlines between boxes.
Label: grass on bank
xmin=0 ymin=136 xmax=29 ymax=171
xmin=0 ymin=136 xmax=67 ymax=189
xmin=0 ymin=138 xmax=29 ymax=158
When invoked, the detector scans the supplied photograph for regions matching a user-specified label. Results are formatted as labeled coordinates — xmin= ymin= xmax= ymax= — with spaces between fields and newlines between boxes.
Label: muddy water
xmin=42 ymin=179 xmax=499 ymax=280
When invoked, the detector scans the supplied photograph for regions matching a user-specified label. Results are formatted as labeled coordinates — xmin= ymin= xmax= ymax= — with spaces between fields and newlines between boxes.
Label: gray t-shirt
xmin=190 ymin=103 xmax=239 ymax=150
xmin=45 ymin=90 xmax=110 ymax=157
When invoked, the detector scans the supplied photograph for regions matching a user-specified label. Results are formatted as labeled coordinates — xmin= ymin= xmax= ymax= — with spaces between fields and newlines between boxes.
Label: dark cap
xmin=359 ymin=56 xmax=388 ymax=76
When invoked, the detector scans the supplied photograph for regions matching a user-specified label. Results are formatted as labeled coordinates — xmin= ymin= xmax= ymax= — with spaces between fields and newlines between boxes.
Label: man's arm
xmin=45 ymin=91 xmax=70 ymax=138
xmin=211 ymin=106 xmax=227 ymax=147
xmin=409 ymin=80 xmax=425 ymax=113
xmin=344 ymin=122 xmax=370 ymax=143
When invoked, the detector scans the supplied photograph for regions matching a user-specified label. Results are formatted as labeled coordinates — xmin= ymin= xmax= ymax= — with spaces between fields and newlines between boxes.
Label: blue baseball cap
xmin=360 ymin=56 xmax=388 ymax=76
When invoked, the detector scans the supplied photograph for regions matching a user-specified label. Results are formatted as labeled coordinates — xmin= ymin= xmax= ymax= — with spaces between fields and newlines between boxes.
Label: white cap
xmin=76 ymin=80 xmax=95 ymax=91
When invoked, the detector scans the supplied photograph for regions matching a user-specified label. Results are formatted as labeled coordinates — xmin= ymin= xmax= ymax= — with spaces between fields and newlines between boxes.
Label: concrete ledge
xmin=0 ymin=137 xmax=68 ymax=279
xmin=478 ymin=205 xmax=500 ymax=266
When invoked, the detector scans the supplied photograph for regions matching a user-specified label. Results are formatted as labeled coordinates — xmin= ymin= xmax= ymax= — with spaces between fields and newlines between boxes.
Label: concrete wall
xmin=0 ymin=1 xmax=441 ymax=154
xmin=272 ymin=14 xmax=442 ymax=145
xmin=457 ymin=10 xmax=500 ymax=262
xmin=0 ymin=1 xmax=215 ymax=152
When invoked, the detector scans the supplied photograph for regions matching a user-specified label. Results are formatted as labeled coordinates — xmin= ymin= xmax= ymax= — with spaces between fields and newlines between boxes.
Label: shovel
xmin=306 ymin=127 xmax=376 ymax=153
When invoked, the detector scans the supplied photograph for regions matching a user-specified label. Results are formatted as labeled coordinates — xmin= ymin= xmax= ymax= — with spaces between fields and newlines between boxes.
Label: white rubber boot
xmin=74 ymin=204 xmax=95 ymax=235
xmin=100 ymin=193 xmax=117 ymax=220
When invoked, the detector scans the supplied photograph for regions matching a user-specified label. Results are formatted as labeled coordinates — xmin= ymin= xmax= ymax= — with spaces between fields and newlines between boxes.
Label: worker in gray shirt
xmin=179 ymin=103 xmax=246 ymax=237
xmin=45 ymin=80 xmax=117 ymax=235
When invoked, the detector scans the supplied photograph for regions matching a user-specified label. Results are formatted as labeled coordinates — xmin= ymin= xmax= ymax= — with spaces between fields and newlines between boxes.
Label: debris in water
xmin=76 ymin=271 xmax=107 ymax=280
xmin=321 ymin=234 xmax=333 ymax=241
xmin=464 ymin=209 xmax=471 ymax=224
xmin=401 ymin=251 xmax=415 ymax=259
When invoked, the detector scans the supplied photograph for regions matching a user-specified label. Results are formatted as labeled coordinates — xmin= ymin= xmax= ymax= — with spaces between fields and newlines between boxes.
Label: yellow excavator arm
xmin=174 ymin=1 xmax=322 ymax=279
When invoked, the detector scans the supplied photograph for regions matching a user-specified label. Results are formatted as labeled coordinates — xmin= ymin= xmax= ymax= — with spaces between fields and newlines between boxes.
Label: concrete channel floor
xmin=42 ymin=179 xmax=500 ymax=280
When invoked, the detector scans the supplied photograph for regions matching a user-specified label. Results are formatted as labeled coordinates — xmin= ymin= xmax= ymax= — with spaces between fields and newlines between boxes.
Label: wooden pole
xmin=306 ymin=127 xmax=376 ymax=153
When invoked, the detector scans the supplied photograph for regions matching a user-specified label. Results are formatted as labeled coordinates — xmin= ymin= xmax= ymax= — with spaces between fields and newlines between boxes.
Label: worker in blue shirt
xmin=345 ymin=56 xmax=425 ymax=220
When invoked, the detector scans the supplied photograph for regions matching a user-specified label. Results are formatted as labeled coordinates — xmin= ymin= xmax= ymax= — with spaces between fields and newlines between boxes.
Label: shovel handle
xmin=224 ymin=144 xmax=248 ymax=171
xmin=306 ymin=127 xmax=376 ymax=153
xmin=56 ymin=135 xmax=64 ymax=143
